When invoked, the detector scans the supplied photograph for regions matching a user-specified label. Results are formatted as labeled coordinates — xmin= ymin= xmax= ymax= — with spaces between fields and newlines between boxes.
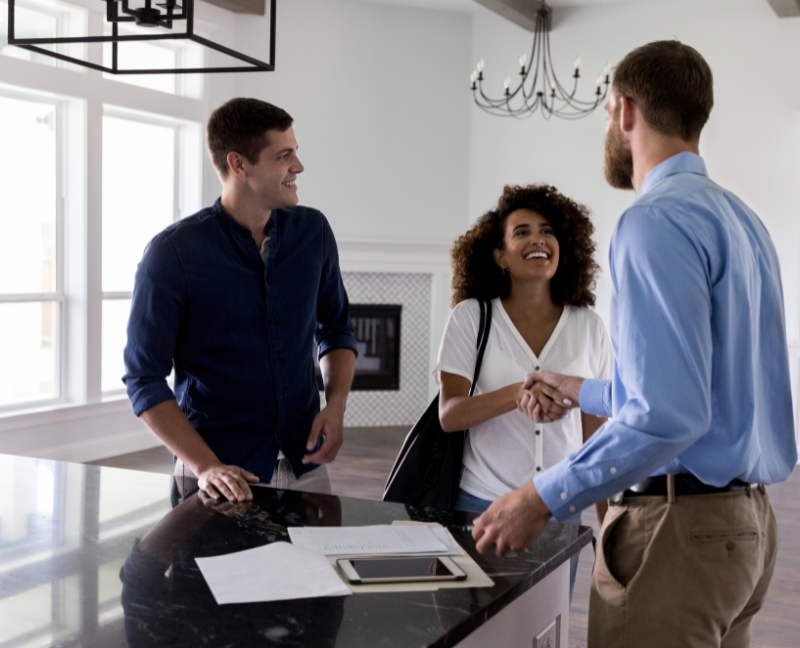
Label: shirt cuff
xmin=128 ymin=382 xmax=176 ymax=417
xmin=534 ymin=459 xmax=584 ymax=521
xmin=580 ymin=379 xmax=612 ymax=418
xmin=317 ymin=335 xmax=359 ymax=360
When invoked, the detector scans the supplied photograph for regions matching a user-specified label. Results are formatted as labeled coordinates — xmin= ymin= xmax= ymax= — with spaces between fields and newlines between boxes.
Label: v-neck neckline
xmin=495 ymin=298 xmax=570 ymax=367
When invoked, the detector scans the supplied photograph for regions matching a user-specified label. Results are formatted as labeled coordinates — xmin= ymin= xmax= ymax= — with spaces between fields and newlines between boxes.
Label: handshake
xmin=515 ymin=370 xmax=583 ymax=424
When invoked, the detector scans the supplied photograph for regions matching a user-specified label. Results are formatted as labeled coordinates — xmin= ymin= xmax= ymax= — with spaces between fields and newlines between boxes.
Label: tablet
xmin=337 ymin=556 xmax=467 ymax=584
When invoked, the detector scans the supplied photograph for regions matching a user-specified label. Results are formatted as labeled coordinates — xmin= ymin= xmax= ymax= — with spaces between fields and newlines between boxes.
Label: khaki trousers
xmin=589 ymin=484 xmax=778 ymax=648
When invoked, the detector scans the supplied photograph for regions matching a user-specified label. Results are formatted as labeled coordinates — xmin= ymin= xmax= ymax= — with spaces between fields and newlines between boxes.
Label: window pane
xmin=0 ymin=1 xmax=57 ymax=67
xmin=0 ymin=94 xmax=57 ymax=295
xmin=103 ymin=39 xmax=177 ymax=95
xmin=0 ymin=302 xmax=57 ymax=406
xmin=102 ymin=116 xmax=175 ymax=293
xmin=101 ymin=298 xmax=130 ymax=393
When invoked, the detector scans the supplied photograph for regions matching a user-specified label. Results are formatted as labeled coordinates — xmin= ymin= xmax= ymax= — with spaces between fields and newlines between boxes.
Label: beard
xmin=604 ymin=118 xmax=634 ymax=190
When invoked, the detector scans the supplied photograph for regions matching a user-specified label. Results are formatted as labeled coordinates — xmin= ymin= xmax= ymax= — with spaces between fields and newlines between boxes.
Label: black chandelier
xmin=5 ymin=0 xmax=276 ymax=74
xmin=470 ymin=1 xmax=609 ymax=119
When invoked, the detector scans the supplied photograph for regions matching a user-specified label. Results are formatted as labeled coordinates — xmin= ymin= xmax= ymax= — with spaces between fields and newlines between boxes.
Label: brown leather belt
xmin=609 ymin=474 xmax=761 ymax=506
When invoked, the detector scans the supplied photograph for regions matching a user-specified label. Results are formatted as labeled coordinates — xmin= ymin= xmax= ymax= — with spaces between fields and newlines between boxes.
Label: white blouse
xmin=434 ymin=298 xmax=613 ymax=501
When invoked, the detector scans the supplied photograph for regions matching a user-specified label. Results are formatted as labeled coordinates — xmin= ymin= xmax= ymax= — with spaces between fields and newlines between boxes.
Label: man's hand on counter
xmin=303 ymin=399 xmax=346 ymax=465
xmin=199 ymin=489 xmax=260 ymax=517
xmin=197 ymin=462 xmax=260 ymax=502
xmin=472 ymin=482 xmax=552 ymax=557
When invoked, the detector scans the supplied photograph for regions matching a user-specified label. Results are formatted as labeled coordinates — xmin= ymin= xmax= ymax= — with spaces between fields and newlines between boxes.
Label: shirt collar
xmin=213 ymin=197 xmax=276 ymax=237
xmin=637 ymin=152 xmax=708 ymax=198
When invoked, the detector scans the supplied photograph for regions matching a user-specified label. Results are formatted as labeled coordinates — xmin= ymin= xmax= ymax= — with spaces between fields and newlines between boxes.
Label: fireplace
xmin=316 ymin=304 xmax=402 ymax=391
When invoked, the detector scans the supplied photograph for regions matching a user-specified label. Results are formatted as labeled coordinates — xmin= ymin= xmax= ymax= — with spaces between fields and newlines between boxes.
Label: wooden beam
xmin=200 ymin=0 xmax=265 ymax=16
xmin=765 ymin=0 xmax=800 ymax=17
xmin=471 ymin=0 xmax=550 ymax=33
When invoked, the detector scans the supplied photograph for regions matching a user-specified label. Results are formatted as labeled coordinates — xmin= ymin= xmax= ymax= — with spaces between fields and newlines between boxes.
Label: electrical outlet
xmin=533 ymin=615 xmax=560 ymax=648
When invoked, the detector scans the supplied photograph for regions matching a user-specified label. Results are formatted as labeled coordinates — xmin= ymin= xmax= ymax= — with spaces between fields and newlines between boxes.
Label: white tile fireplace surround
xmin=336 ymin=241 xmax=453 ymax=427
xmin=0 ymin=240 xmax=453 ymax=463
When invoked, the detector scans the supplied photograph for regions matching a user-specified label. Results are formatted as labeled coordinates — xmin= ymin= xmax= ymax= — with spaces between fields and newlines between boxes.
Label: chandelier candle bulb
xmin=467 ymin=1 xmax=607 ymax=119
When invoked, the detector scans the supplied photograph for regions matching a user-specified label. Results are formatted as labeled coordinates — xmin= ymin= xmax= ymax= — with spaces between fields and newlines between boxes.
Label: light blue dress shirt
xmin=535 ymin=152 xmax=797 ymax=520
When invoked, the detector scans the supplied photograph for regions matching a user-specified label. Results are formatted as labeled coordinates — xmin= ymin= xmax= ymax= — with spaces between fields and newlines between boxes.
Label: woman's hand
xmin=517 ymin=381 xmax=571 ymax=423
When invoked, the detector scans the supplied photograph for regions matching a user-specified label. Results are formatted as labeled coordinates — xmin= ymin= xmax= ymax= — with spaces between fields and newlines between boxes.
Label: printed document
xmin=196 ymin=541 xmax=351 ymax=605
xmin=287 ymin=525 xmax=449 ymax=556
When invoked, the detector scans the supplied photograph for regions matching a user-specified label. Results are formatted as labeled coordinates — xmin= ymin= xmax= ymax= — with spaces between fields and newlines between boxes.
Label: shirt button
xmin=270 ymin=316 xmax=277 ymax=324
xmin=281 ymin=393 xmax=287 ymax=401
xmin=536 ymin=466 xmax=541 ymax=472
xmin=610 ymin=467 xmax=617 ymax=474
xmin=569 ymin=506 xmax=576 ymax=513
xmin=561 ymin=492 xmax=568 ymax=500
xmin=535 ymin=430 xmax=541 ymax=436
xmin=535 ymin=365 xmax=540 ymax=371
xmin=276 ymin=351 xmax=283 ymax=360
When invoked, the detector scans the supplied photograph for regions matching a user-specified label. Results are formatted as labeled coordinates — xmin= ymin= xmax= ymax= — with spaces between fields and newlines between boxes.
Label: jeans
xmin=454 ymin=488 xmax=582 ymax=607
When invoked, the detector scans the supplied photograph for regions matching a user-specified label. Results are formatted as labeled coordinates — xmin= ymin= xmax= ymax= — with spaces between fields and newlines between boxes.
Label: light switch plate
xmin=533 ymin=615 xmax=560 ymax=648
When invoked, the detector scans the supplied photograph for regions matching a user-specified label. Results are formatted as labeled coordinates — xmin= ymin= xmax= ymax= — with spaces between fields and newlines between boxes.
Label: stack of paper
xmin=287 ymin=524 xmax=462 ymax=556
xmin=195 ymin=541 xmax=351 ymax=605
xmin=196 ymin=525 xmax=469 ymax=605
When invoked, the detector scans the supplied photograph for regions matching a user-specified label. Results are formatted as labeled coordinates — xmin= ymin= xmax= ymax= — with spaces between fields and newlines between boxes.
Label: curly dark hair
xmin=451 ymin=184 xmax=599 ymax=308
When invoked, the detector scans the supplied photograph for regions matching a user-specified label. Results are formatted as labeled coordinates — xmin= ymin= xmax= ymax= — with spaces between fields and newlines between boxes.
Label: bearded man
xmin=471 ymin=41 xmax=797 ymax=648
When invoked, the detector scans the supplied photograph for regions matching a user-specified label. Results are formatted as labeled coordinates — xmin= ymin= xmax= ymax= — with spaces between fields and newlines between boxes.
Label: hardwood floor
xmin=90 ymin=430 xmax=800 ymax=647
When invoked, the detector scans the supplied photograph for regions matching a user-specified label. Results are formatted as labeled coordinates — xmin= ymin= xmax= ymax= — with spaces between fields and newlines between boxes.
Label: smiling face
xmin=493 ymin=209 xmax=560 ymax=284
xmin=242 ymin=126 xmax=305 ymax=210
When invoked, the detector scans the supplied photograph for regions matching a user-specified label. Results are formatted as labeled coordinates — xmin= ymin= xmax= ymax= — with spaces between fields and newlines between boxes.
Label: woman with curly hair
xmin=433 ymin=184 xmax=612 ymax=603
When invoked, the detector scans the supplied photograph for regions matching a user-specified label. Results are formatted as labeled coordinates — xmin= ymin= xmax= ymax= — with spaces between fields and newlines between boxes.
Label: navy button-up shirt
xmin=123 ymin=199 xmax=357 ymax=482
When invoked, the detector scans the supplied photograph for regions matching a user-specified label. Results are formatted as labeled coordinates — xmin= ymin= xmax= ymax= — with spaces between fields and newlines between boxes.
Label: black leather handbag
xmin=383 ymin=299 xmax=493 ymax=510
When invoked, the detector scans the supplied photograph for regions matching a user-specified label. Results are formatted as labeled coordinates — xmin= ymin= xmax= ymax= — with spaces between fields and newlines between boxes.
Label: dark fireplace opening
xmin=315 ymin=304 xmax=402 ymax=391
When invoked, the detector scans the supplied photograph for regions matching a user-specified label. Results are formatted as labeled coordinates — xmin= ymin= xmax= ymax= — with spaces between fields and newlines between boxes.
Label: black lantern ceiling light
xmin=6 ymin=0 xmax=276 ymax=74
xmin=470 ymin=1 xmax=609 ymax=119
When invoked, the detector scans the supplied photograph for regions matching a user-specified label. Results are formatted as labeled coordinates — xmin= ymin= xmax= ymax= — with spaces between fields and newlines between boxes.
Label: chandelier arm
xmin=107 ymin=1 xmax=136 ymax=23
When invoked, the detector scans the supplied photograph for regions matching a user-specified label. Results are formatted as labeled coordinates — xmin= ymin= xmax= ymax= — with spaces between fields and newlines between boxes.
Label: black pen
xmin=453 ymin=524 xmax=474 ymax=533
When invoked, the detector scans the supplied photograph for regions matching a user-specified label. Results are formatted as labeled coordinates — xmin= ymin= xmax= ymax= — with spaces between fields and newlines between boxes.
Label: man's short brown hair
xmin=206 ymin=98 xmax=293 ymax=178
xmin=613 ymin=40 xmax=713 ymax=142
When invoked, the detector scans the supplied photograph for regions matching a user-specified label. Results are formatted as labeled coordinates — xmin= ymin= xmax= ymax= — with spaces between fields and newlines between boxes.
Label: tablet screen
xmin=350 ymin=557 xmax=452 ymax=579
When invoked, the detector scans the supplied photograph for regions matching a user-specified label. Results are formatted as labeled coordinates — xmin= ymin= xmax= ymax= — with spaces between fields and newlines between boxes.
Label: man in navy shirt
xmin=124 ymin=98 xmax=357 ymax=502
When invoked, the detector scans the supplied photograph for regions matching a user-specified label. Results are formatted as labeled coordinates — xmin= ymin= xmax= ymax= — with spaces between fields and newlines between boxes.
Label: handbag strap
xmin=468 ymin=299 xmax=493 ymax=397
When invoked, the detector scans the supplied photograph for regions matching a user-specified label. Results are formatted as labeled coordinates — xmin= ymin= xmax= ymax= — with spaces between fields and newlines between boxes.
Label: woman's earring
xmin=502 ymin=267 xmax=509 ymax=275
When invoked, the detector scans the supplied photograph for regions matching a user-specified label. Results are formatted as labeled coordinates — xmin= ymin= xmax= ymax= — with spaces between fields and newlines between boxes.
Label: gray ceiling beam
xmin=471 ymin=0 xmax=550 ymax=32
xmin=765 ymin=0 xmax=800 ymax=17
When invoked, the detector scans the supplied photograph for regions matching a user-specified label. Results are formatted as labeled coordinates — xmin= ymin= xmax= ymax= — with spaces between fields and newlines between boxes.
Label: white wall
xmin=206 ymin=0 xmax=473 ymax=244
xmin=468 ymin=0 xmax=800 ymax=439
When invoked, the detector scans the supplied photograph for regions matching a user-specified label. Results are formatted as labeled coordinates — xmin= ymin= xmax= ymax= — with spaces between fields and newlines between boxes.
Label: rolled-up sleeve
xmin=123 ymin=234 xmax=186 ymax=416
xmin=315 ymin=218 xmax=358 ymax=359
xmin=580 ymin=379 xmax=612 ymax=418
xmin=535 ymin=207 xmax=714 ymax=520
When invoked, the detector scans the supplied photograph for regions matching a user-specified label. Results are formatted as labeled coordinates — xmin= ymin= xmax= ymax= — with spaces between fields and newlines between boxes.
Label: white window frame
xmin=0 ymin=86 xmax=67 ymax=413
xmin=0 ymin=0 xmax=210 ymax=425
xmin=100 ymin=105 xmax=202 ymax=396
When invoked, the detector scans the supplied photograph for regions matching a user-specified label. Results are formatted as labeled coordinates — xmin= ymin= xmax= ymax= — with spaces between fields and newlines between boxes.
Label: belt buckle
xmin=610 ymin=492 xmax=624 ymax=505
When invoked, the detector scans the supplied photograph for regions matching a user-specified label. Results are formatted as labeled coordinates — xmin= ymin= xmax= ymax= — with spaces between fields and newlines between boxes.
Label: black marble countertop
xmin=0 ymin=453 xmax=591 ymax=648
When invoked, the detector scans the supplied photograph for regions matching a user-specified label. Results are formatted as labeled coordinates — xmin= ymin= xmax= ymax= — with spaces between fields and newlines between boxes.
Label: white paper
xmin=287 ymin=525 xmax=449 ymax=556
xmin=430 ymin=528 xmax=466 ymax=556
xmin=195 ymin=541 xmax=351 ymax=605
